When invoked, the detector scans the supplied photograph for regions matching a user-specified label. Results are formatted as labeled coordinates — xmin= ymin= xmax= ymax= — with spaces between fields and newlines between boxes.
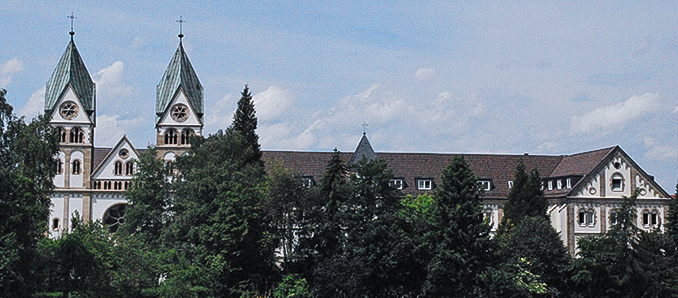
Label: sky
xmin=1 ymin=1 xmax=677 ymax=190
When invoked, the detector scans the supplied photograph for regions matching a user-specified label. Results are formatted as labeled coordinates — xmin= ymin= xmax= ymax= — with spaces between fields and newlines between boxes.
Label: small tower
xmin=349 ymin=132 xmax=377 ymax=167
xmin=45 ymin=26 xmax=96 ymax=229
xmin=45 ymin=29 xmax=96 ymax=191
xmin=155 ymin=29 xmax=204 ymax=161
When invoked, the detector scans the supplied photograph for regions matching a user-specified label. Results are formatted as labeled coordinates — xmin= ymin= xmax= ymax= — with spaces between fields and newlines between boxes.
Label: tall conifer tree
xmin=230 ymin=85 xmax=262 ymax=168
xmin=501 ymin=160 xmax=547 ymax=228
xmin=424 ymin=155 xmax=495 ymax=297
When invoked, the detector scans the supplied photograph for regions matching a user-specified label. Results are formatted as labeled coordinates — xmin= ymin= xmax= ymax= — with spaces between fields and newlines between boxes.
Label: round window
xmin=59 ymin=101 xmax=79 ymax=120
xmin=170 ymin=104 xmax=189 ymax=122
xmin=119 ymin=148 xmax=129 ymax=159
xmin=103 ymin=204 xmax=126 ymax=233
xmin=589 ymin=188 xmax=597 ymax=195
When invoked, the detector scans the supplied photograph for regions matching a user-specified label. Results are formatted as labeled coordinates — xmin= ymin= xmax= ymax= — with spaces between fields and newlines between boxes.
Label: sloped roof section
xmin=44 ymin=36 xmax=95 ymax=121
xmin=156 ymin=41 xmax=203 ymax=123
xmin=549 ymin=146 xmax=615 ymax=177
xmin=349 ymin=133 xmax=377 ymax=166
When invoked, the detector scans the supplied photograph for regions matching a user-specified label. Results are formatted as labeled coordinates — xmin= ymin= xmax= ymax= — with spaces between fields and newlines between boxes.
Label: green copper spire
xmin=156 ymin=39 xmax=203 ymax=123
xmin=45 ymin=33 xmax=95 ymax=122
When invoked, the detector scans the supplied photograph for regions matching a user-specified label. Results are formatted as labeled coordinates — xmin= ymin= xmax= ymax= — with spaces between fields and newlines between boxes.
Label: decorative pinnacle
xmin=176 ymin=16 xmax=185 ymax=40
xmin=67 ymin=12 xmax=76 ymax=37
xmin=361 ymin=121 xmax=368 ymax=135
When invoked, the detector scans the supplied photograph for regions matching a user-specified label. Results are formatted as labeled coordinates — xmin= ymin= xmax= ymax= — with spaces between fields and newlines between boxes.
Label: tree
xmin=165 ymin=128 xmax=277 ymax=297
xmin=666 ymin=181 xmax=678 ymax=239
xmin=424 ymin=155 xmax=495 ymax=297
xmin=0 ymin=89 xmax=60 ymax=297
xmin=230 ymin=85 xmax=262 ymax=168
xmin=501 ymin=160 xmax=547 ymax=229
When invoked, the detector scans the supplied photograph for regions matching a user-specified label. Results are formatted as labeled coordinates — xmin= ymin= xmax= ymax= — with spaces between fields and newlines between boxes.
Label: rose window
xmin=119 ymin=148 xmax=129 ymax=159
xmin=103 ymin=204 xmax=126 ymax=233
xmin=171 ymin=104 xmax=189 ymax=122
xmin=59 ymin=101 xmax=79 ymax=120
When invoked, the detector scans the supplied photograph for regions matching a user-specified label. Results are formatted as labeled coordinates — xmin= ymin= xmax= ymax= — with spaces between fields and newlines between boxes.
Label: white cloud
xmin=131 ymin=37 xmax=145 ymax=49
xmin=205 ymin=94 xmax=235 ymax=133
xmin=673 ymin=105 xmax=678 ymax=113
xmin=570 ymin=93 xmax=659 ymax=135
xmin=93 ymin=61 xmax=132 ymax=97
xmin=94 ymin=114 xmax=144 ymax=146
xmin=253 ymin=85 xmax=294 ymax=122
xmin=1 ymin=58 xmax=23 ymax=87
xmin=414 ymin=67 xmax=436 ymax=82
xmin=18 ymin=87 xmax=45 ymax=119
xmin=642 ymin=137 xmax=678 ymax=161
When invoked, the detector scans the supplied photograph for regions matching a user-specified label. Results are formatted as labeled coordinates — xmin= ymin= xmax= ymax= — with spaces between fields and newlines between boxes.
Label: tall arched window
xmin=57 ymin=127 xmax=67 ymax=143
xmin=125 ymin=161 xmax=134 ymax=175
xmin=71 ymin=159 xmax=81 ymax=175
xmin=52 ymin=218 xmax=60 ymax=231
xmin=114 ymin=161 xmax=123 ymax=176
xmin=165 ymin=129 xmax=178 ymax=145
xmin=642 ymin=210 xmax=650 ymax=226
xmin=181 ymin=129 xmax=194 ymax=145
xmin=651 ymin=210 xmax=659 ymax=226
xmin=56 ymin=159 xmax=63 ymax=174
xmin=69 ymin=127 xmax=84 ymax=143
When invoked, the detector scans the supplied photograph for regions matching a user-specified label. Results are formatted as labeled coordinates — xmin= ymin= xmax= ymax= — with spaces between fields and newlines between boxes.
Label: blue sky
xmin=1 ymin=1 xmax=677 ymax=190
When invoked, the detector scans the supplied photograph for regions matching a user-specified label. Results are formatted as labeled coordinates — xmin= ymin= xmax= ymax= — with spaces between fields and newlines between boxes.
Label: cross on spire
xmin=361 ymin=121 xmax=368 ymax=135
xmin=176 ymin=16 xmax=186 ymax=40
xmin=67 ymin=12 xmax=76 ymax=37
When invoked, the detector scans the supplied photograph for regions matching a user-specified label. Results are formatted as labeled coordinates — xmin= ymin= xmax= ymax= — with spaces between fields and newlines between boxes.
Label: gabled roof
xmin=45 ymin=34 xmax=95 ymax=122
xmin=156 ymin=41 xmax=203 ymax=123
xmin=349 ymin=133 xmax=377 ymax=166
xmin=91 ymin=135 xmax=141 ymax=177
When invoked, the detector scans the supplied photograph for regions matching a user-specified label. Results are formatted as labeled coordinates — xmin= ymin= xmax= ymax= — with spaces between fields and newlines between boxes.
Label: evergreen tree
xmin=501 ymin=160 xmax=547 ymax=229
xmin=424 ymin=155 xmax=495 ymax=297
xmin=165 ymin=128 xmax=277 ymax=297
xmin=230 ymin=85 xmax=262 ymax=168
xmin=667 ymin=181 xmax=678 ymax=239
xmin=0 ymin=89 xmax=60 ymax=297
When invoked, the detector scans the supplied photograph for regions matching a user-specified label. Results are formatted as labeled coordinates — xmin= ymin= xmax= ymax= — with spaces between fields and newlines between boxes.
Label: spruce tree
xmin=667 ymin=181 xmax=678 ymax=239
xmin=501 ymin=160 xmax=547 ymax=229
xmin=424 ymin=155 xmax=495 ymax=297
xmin=230 ymin=85 xmax=262 ymax=168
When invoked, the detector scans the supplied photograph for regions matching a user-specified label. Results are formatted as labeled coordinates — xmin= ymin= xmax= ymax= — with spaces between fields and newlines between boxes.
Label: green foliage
xmin=497 ymin=216 xmax=571 ymax=297
xmin=424 ymin=155 xmax=495 ymax=297
xmin=0 ymin=89 xmax=59 ymax=297
xmin=667 ymin=181 xmax=678 ymax=239
xmin=399 ymin=194 xmax=435 ymax=223
xmin=501 ymin=160 xmax=546 ymax=230
xmin=273 ymin=274 xmax=311 ymax=298
xmin=230 ymin=85 xmax=262 ymax=168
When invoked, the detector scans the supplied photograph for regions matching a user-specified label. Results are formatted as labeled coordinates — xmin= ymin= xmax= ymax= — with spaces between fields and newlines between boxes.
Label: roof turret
xmin=44 ymin=33 xmax=95 ymax=122
xmin=156 ymin=39 xmax=203 ymax=124
xmin=349 ymin=133 xmax=377 ymax=166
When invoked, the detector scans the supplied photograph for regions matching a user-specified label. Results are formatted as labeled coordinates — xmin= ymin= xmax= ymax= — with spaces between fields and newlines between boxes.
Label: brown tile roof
xmin=549 ymin=147 xmax=615 ymax=177
xmin=93 ymin=148 xmax=113 ymax=170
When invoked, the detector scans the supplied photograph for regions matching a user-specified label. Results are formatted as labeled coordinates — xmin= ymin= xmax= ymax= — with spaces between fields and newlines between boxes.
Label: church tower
xmin=45 ymin=29 xmax=96 ymax=229
xmin=155 ymin=31 xmax=204 ymax=161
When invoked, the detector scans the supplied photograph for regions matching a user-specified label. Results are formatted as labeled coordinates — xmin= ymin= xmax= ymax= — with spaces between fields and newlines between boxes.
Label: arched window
xmin=578 ymin=208 xmax=595 ymax=227
xmin=642 ymin=210 xmax=650 ymax=226
xmin=164 ymin=129 xmax=178 ymax=145
xmin=114 ymin=161 xmax=123 ymax=176
xmin=56 ymin=159 xmax=63 ymax=174
xmin=611 ymin=173 xmax=624 ymax=192
xmin=69 ymin=127 xmax=84 ymax=143
xmin=125 ymin=162 xmax=134 ymax=175
xmin=181 ymin=129 xmax=194 ymax=145
xmin=103 ymin=204 xmax=127 ymax=233
xmin=57 ymin=127 xmax=67 ymax=143
xmin=52 ymin=218 xmax=60 ymax=231
xmin=651 ymin=210 xmax=659 ymax=226
xmin=71 ymin=159 xmax=81 ymax=175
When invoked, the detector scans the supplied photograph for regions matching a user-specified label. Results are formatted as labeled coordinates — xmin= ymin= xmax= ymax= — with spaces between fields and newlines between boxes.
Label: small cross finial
xmin=176 ymin=16 xmax=185 ymax=40
xmin=67 ymin=12 xmax=76 ymax=37
xmin=361 ymin=121 xmax=368 ymax=135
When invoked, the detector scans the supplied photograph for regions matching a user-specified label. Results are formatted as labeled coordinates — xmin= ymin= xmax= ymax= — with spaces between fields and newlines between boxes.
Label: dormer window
xmin=548 ymin=181 xmax=553 ymax=191
xmin=566 ymin=178 xmax=572 ymax=188
xmin=611 ymin=174 xmax=624 ymax=192
xmin=508 ymin=181 xmax=513 ymax=189
xmin=417 ymin=179 xmax=432 ymax=190
xmin=557 ymin=180 xmax=562 ymax=190
xmin=477 ymin=180 xmax=491 ymax=191
xmin=300 ymin=176 xmax=314 ymax=188
xmin=389 ymin=179 xmax=404 ymax=190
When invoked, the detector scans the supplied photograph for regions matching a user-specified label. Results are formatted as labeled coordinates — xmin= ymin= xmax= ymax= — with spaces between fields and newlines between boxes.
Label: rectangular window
xmin=389 ymin=179 xmax=403 ymax=189
xmin=418 ymin=179 xmax=432 ymax=190
xmin=508 ymin=181 xmax=513 ymax=189
xmin=610 ymin=211 xmax=618 ymax=226
xmin=566 ymin=178 xmax=572 ymax=188
xmin=477 ymin=180 xmax=491 ymax=191
xmin=548 ymin=181 xmax=553 ymax=190
xmin=557 ymin=180 xmax=563 ymax=190
xmin=301 ymin=177 xmax=314 ymax=188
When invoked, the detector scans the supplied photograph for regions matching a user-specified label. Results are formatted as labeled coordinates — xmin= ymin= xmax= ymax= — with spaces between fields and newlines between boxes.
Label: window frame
xmin=417 ymin=179 xmax=432 ymax=190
